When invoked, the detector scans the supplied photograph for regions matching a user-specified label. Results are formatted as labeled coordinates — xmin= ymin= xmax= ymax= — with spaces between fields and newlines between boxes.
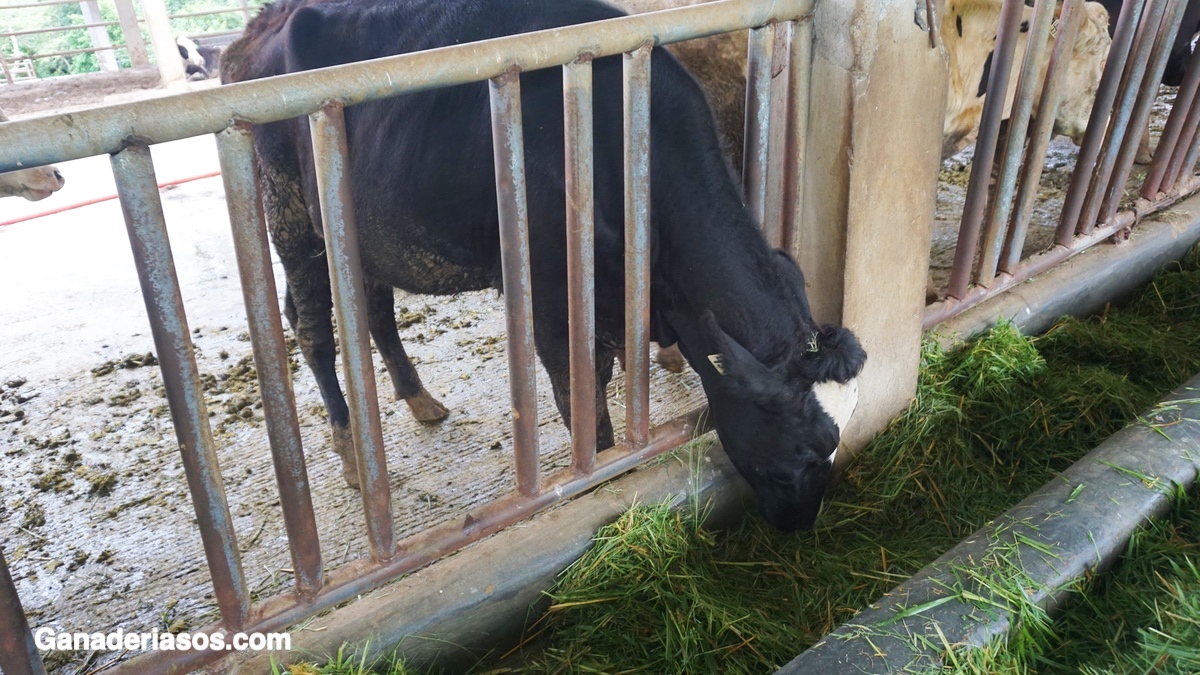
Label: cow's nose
xmin=53 ymin=170 xmax=64 ymax=186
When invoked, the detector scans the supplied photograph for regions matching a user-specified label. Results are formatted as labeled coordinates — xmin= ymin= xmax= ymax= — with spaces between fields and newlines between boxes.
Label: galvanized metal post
xmin=976 ymin=0 xmax=1056 ymax=285
xmin=744 ymin=23 xmax=775 ymax=230
xmin=1143 ymin=44 xmax=1200 ymax=198
xmin=0 ymin=54 xmax=14 ymax=86
xmin=782 ymin=18 xmax=813 ymax=253
xmin=1056 ymin=0 xmax=1146 ymax=243
xmin=563 ymin=58 xmax=599 ymax=473
xmin=1162 ymin=68 xmax=1200 ymax=190
xmin=0 ymin=546 xmax=45 ymax=675
xmin=1002 ymin=0 xmax=1085 ymax=273
xmin=623 ymin=45 xmax=652 ymax=449
xmin=309 ymin=104 xmax=395 ymax=562
xmin=946 ymin=0 xmax=1024 ymax=299
xmin=113 ymin=0 xmax=149 ymax=68
xmin=217 ymin=125 xmax=325 ymax=598
xmin=1100 ymin=0 xmax=1188 ymax=225
xmin=239 ymin=0 xmax=252 ymax=23
xmin=490 ymin=70 xmax=540 ymax=497
xmin=111 ymin=143 xmax=250 ymax=629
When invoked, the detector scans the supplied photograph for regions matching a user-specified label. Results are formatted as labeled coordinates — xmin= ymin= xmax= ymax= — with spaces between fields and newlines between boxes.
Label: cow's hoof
xmin=332 ymin=423 xmax=361 ymax=490
xmin=406 ymin=388 xmax=449 ymax=423
xmin=655 ymin=345 xmax=686 ymax=373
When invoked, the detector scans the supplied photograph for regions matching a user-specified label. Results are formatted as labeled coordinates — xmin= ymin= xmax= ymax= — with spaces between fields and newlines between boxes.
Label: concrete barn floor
xmin=0 ymin=135 xmax=705 ymax=673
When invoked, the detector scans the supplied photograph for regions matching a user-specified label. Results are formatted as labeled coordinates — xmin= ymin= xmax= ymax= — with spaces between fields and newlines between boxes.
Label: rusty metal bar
xmin=110 ymin=143 xmax=250 ymax=629
xmin=308 ymin=105 xmax=395 ymax=562
xmin=743 ymin=22 xmax=775 ymax=228
xmin=1178 ymin=116 xmax=1200 ymax=185
xmin=1143 ymin=42 xmax=1200 ymax=197
xmin=0 ymin=546 xmax=45 ymax=675
xmin=116 ymin=407 xmax=709 ymax=675
xmin=0 ymin=0 xmax=814 ymax=173
xmin=490 ymin=70 xmax=540 ymax=497
xmin=216 ymin=125 xmax=324 ymax=598
xmin=781 ymin=18 xmax=814 ymax=253
xmin=1162 ymin=89 xmax=1200 ymax=189
xmin=1 ymin=21 xmax=119 ymax=39
xmin=10 ymin=45 xmax=133 ymax=61
xmin=977 ymin=0 xmax=1057 ymax=284
xmin=1078 ymin=0 xmax=1172 ymax=234
xmin=928 ymin=173 xmax=1200 ymax=328
xmin=564 ymin=58 xmax=598 ymax=473
xmin=1056 ymin=0 xmax=1147 ymax=243
xmin=1100 ymin=0 xmax=1189 ymax=225
xmin=762 ymin=25 xmax=790 ymax=247
xmin=945 ymin=0 xmax=1024 ymax=300
xmin=623 ymin=45 xmax=652 ymax=449
xmin=1001 ymin=0 xmax=1086 ymax=274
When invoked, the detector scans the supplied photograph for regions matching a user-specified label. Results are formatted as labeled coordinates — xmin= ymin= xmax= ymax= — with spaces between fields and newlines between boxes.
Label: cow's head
xmin=0 ymin=165 xmax=65 ymax=201
xmin=694 ymin=312 xmax=864 ymax=531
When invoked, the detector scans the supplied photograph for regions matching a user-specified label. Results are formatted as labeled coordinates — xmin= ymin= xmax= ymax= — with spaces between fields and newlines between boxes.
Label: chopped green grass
xmin=517 ymin=245 xmax=1200 ymax=673
xmin=295 ymin=245 xmax=1200 ymax=674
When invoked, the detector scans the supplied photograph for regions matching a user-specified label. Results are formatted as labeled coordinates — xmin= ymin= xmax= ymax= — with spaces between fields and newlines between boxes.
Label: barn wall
xmin=796 ymin=0 xmax=948 ymax=458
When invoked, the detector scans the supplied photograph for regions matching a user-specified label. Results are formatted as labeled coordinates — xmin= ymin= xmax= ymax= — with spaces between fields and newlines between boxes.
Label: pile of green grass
xmin=516 ymin=245 xmax=1200 ymax=673
xmin=290 ymin=245 xmax=1200 ymax=674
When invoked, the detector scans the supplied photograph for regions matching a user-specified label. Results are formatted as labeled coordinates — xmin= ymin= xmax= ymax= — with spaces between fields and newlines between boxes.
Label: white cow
xmin=942 ymin=0 xmax=1113 ymax=158
xmin=0 ymin=109 xmax=65 ymax=201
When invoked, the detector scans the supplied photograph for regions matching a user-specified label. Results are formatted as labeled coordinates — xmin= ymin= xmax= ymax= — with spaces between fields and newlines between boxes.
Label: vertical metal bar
xmin=563 ymin=58 xmax=598 ymax=473
xmin=946 ymin=0 xmax=1024 ymax=300
xmin=1176 ymin=115 xmax=1200 ymax=185
xmin=1002 ymin=0 xmax=1085 ymax=273
xmin=1100 ymin=0 xmax=1188 ymax=224
xmin=761 ymin=25 xmax=790 ymax=247
xmin=0 ymin=547 xmax=45 ymax=675
xmin=782 ymin=18 xmax=813 ymax=254
xmin=308 ymin=104 xmax=395 ymax=562
xmin=490 ymin=71 xmax=540 ymax=497
xmin=1163 ymin=82 xmax=1200 ymax=189
xmin=239 ymin=0 xmax=252 ymax=23
xmin=977 ymin=0 xmax=1056 ymax=284
xmin=743 ymin=23 xmax=775 ymax=228
xmin=216 ymin=125 xmax=324 ymax=598
xmin=0 ymin=55 xmax=14 ymax=86
xmin=1143 ymin=43 xmax=1200 ymax=198
xmin=111 ymin=144 xmax=250 ymax=628
xmin=624 ymin=45 xmax=652 ymax=450
xmin=1078 ymin=0 xmax=1172 ymax=233
xmin=1056 ymin=0 xmax=1147 ymax=244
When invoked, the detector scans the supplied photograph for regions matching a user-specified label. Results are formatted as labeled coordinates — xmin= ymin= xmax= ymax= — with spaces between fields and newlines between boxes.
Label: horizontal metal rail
xmin=118 ymin=408 xmax=710 ymax=674
xmin=0 ymin=0 xmax=812 ymax=173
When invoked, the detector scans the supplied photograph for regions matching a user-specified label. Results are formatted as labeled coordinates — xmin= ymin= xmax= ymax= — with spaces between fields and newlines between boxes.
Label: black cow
xmin=222 ymin=0 xmax=865 ymax=531
xmin=1094 ymin=0 xmax=1200 ymax=86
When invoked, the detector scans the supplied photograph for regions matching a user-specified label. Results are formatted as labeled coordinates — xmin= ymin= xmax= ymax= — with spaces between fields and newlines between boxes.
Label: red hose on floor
xmin=0 ymin=170 xmax=223 ymax=227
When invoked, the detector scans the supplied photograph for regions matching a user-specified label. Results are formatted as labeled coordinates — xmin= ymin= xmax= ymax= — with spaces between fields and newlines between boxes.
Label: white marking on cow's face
xmin=812 ymin=378 xmax=858 ymax=436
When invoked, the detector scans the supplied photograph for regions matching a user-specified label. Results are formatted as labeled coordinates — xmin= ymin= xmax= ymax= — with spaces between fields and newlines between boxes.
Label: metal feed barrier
xmin=926 ymin=0 xmax=1200 ymax=328
xmin=0 ymin=0 xmax=814 ymax=672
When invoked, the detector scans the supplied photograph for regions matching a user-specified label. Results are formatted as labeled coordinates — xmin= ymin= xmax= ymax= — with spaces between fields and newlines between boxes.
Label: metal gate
xmin=0 ymin=0 xmax=814 ymax=671
xmin=926 ymin=0 xmax=1200 ymax=327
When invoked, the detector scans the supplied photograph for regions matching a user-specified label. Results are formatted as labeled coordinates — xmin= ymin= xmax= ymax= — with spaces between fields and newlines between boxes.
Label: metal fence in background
xmin=0 ymin=0 xmax=814 ymax=672
xmin=0 ymin=0 xmax=256 ymax=84
xmin=925 ymin=0 xmax=1200 ymax=328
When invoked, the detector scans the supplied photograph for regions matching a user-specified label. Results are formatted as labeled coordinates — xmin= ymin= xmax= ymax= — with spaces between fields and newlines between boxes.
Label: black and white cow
xmin=222 ymin=0 xmax=866 ymax=531
xmin=177 ymin=36 xmax=222 ymax=81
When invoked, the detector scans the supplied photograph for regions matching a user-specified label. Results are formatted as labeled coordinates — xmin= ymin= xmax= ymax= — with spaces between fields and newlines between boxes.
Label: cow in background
xmin=0 ymin=109 xmax=65 ymax=201
xmin=177 ymin=36 xmax=222 ymax=81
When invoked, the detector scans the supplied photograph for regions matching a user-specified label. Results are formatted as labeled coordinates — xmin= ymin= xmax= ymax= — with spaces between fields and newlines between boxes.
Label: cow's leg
xmin=364 ymin=280 xmax=449 ymax=422
xmin=263 ymin=168 xmax=359 ymax=488
xmin=537 ymin=338 xmax=616 ymax=453
xmin=654 ymin=344 xmax=686 ymax=373
xmin=1136 ymin=123 xmax=1153 ymax=165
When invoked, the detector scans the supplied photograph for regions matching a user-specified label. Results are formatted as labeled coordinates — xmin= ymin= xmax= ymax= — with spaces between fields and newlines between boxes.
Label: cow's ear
xmin=795 ymin=324 xmax=866 ymax=384
xmin=285 ymin=5 xmax=341 ymax=72
xmin=698 ymin=312 xmax=791 ymax=405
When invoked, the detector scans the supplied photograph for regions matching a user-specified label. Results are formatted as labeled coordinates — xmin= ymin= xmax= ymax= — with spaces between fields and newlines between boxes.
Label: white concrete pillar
xmin=794 ymin=0 xmax=948 ymax=458
xmin=79 ymin=0 xmax=119 ymax=72
xmin=140 ymin=0 xmax=185 ymax=85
